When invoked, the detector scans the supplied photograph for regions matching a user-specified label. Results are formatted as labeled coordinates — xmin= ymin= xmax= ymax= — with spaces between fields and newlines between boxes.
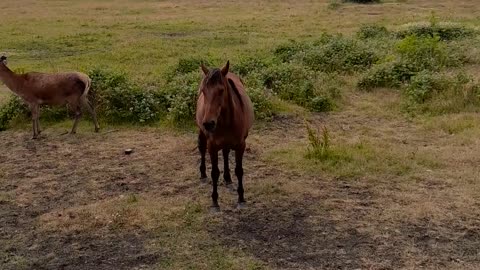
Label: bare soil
xmin=1 ymin=96 xmax=480 ymax=269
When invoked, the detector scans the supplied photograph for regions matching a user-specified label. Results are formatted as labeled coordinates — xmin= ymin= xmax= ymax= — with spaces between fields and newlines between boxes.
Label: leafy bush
xmin=161 ymin=72 xmax=201 ymax=122
xmin=233 ymin=55 xmax=275 ymax=77
xmin=273 ymin=40 xmax=309 ymax=63
xmin=396 ymin=35 xmax=459 ymax=70
xmin=395 ymin=22 xmax=476 ymax=41
xmin=89 ymin=68 xmax=164 ymax=123
xmin=309 ymin=96 xmax=334 ymax=112
xmin=247 ymin=87 xmax=275 ymax=120
xmin=301 ymin=35 xmax=378 ymax=72
xmin=403 ymin=71 xmax=480 ymax=114
xmin=357 ymin=24 xmax=389 ymax=39
xmin=173 ymin=56 xmax=213 ymax=75
xmin=405 ymin=71 xmax=451 ymax=103
xmin=357 ymin=61 xmax=416 ymax=90
xmin=243 ymin=75 xmax=275 ymax=120
xmin=0 ymin=96 xmax=27 ymax=131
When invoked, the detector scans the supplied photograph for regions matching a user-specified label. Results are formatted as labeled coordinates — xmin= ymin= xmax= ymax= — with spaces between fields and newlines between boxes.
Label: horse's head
xmin=199 ymin=61 xmax=230 ymax=132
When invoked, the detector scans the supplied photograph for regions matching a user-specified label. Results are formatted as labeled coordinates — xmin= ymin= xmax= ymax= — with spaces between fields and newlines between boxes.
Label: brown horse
xmin=196 ymin=61 xmax=254 ymax=211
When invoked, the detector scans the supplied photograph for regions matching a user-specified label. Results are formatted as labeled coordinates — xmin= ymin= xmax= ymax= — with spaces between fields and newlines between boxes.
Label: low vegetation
xmin=1 ymin=18 xmax=477 ymax=128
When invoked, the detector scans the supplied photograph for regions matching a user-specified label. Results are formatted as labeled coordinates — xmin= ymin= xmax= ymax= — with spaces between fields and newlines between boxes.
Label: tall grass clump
xmin=306 ymin=123 xmax=332 ymax=160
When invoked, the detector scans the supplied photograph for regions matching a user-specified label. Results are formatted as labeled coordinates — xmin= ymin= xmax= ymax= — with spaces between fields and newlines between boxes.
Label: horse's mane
xmin=205 ymin=69 xmax=223 ymax=85
xmin=228 ymin=78 xmax=244 ymax=110
xmin=204 ymin=69 xmax=244 ymax=110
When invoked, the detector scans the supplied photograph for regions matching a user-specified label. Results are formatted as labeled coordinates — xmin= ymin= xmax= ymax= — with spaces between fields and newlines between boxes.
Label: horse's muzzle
xmin=203 ymin=120 xmax=216 ymax=132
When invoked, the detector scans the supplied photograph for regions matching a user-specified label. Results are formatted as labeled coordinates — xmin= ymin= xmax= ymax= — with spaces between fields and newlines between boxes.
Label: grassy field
xmin=1 ymin=0 xmax=480 ymax=269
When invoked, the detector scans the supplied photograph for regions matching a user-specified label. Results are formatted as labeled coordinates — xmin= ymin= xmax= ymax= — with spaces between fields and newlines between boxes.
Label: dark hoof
xmin=226 ymin=184 xmax=236 ymax=193
xmin=69 ymin=131 xmax=76 ymax=135
xmin=31 ymin=136 xmax=38 ymax=140
xmin=95 ymin=128 xmax=100 ymax=133
xmin=209 ymin=205 xmax=220 ymax=213
xmin=236 ymin=202 xmax=247 ymax=210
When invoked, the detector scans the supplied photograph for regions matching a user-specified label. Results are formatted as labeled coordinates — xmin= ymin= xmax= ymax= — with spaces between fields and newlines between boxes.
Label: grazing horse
xmin=196 ymin=61 xmax=254 ymax=211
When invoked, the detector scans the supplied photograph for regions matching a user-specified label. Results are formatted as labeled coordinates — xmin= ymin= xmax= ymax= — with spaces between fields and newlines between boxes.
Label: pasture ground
xmin=1 ymin=0 xmax=480 ymax=269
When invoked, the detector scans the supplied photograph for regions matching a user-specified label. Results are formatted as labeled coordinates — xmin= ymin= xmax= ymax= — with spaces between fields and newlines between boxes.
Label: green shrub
xmin=89 ymin=68 xmax=164 ymax=123
xmin=395 ymin=22 xmax=476 ymax=41
xmin=357 ymin=24 xmax=389 ymax=39
xmin=174 ymin=56 xmax=213 ymax=75
xmin=301 ymin=35 xmax=378 ymax=72
xmin=232 ymin=55 xmax=275 ymax=77
xmin=273 ymin=40 xmax=308 ymax=63
xmin=247 ymin=87 xmax=275 ymax=120
xmin=243 ymin=75 xmax=275 ymax=120
xmin=404 ymin=72 xmax=480 ymax=114
xmin=396 ymin=35 xmax=455 ymax=70
xmin=262 ymin=63 xmax=312 ymax=104
xmin=261 ymin=63 xmax=336 ymax=112
xmin=308 ymin=96 xmax=334 ymax=112
xmin=0 ymin=96 xmax=27 ymax=131
xmin=405 ymin=71 xmax=451 ymax=103
xmin=162 ymin=72 xmax=201 ymax=122
xmin=357 ymin=61 xmax=416 ymax=90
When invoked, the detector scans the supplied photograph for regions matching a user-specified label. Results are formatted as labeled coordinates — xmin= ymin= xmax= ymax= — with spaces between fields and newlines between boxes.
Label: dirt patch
xmin=211 ymin=194 xmax=401 ymax=270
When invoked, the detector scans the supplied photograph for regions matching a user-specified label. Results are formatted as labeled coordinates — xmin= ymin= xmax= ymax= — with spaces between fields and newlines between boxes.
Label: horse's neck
xmin=0 ymin=64 xmax=22 ymax=93
xmin=222 ymin=82 xmax=237 ymax=126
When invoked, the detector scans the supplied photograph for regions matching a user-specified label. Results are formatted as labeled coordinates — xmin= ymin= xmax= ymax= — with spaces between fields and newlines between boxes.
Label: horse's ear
xmin=200 ymin=64 xmax=209 ymax=76
xmin=221 ymin=60 xmax=230 ymax=76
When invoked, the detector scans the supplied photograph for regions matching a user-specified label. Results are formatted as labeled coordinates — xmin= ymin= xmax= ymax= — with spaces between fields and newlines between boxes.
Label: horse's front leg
xmin=209 ymin=147 xmax=221 ymax=212
xmin=235 ymin=142 xmax=246 ymax=208
xmin=198 ymin=131 xmax=207 ymax=181
xmin=223 ymin=148 xmax=235 ymax=193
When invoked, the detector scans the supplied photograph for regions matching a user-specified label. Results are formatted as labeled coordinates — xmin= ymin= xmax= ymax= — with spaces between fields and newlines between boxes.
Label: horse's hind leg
xmin=70 ymin=104 xmax=82 ymax=134
xmin=222 ymin=148 xmax=234 ymax=191
xmin=235 ymin=142 xmax=246 ymax=208
xmin=81 ymin=97 xmax=100 ymax=133
xmin=198 ymin=131 xmax=208 ymax=181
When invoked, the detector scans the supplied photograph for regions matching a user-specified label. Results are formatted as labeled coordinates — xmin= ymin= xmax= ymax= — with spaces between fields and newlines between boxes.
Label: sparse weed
xmin=306 ymin=123 xmax=331 ymax=160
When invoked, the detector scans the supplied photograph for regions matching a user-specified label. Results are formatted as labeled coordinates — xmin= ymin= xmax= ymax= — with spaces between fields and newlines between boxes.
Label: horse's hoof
xmin=95 ymin=128 xmax=100 ymax=133
xmin=236 ymin=202 xmax=247 ymax=210
xmin=209 ymin=205 xmax=220 ymax=213
xmin=31 ymin=136 xmax=38 ymax=140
